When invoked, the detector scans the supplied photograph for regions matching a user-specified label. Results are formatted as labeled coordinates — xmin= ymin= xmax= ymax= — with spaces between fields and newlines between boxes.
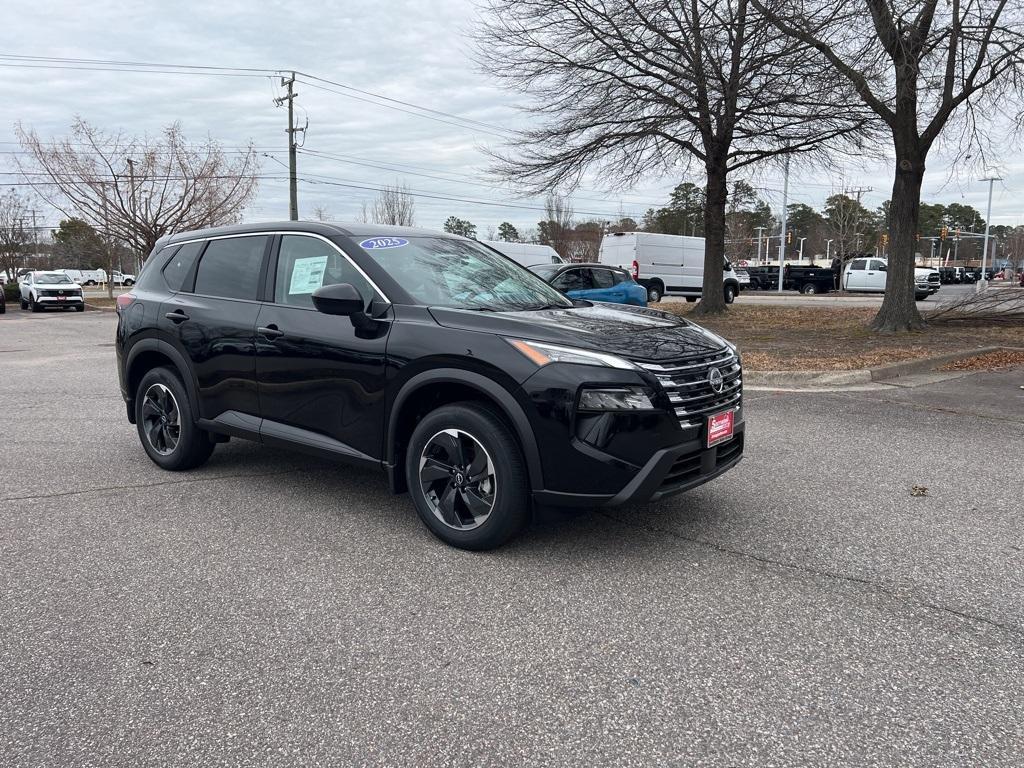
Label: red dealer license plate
xmin=706 ymin=410 xmax=735 ymax=448
xmin=57 ymin=295 xmax=66 ymax=301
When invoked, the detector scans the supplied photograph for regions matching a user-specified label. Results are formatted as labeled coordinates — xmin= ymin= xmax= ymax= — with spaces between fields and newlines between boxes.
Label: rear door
xmin=844 ymin=258 xmax=867 ymax=290
xmin=587 ymin=268 xmax=628 ymax=303
xmin=254 ymin=233 xmax=392 ymax=461
xmin=159 ymin=234 xmax=270 ymax=422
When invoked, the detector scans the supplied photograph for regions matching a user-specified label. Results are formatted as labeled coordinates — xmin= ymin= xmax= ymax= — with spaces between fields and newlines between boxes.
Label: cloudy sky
xmin=1 ymin=0 xmax=1021 ymax=237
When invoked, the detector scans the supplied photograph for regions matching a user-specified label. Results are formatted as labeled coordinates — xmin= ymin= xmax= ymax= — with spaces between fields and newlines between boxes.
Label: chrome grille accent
xmin=637 ymin=349 xmax=742 ymax=429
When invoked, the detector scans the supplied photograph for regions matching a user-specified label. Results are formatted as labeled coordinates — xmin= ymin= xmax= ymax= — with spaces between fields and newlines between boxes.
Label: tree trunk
xmin=870 ymin=148 xmax=926 ymax=332
xmin=693 ymin=163 xmax=728 ymax=316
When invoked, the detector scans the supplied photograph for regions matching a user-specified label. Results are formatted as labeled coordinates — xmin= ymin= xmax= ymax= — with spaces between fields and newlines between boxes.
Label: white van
xmin=480 ymin=240 xmax=564 ymax=267
xmin=598 ymin=231 xmax=740 ymax=303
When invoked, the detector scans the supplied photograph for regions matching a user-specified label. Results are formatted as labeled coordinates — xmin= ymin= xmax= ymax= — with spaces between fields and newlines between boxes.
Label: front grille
xmin=637 ymin=348 xmax=742 ymax=430
xmin=660 ymin=432 xmax=744 ymax=490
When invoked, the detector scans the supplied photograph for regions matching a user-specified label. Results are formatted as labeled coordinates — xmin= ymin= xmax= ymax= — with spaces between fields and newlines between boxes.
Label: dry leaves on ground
xmin=938 ymin=350 xmax=1024 ymax=372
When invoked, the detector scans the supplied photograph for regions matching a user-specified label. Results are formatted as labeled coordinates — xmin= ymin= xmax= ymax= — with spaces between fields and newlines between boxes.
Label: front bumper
xmin=36 ymin=296 xmax=84 ymax=305
xmin=533 ymin=420 xmax=745 ymax=507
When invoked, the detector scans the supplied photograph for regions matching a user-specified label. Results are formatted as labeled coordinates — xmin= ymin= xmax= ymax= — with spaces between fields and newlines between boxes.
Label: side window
xmin=552 ymin=269 xmax=589 ymax=292
xmin=160 ymin=243 xmax=202 ymax=292
xmin=275 ymin=235 xmax=377 ymax=309
xmin=870 ymin=259 xmax=886 ymax=271
xmin=850 ymin=259 xmax=866 ymax=271
xmin=591 ymin=269 xmax=617 ymax=289
xmin=194 ymin=236 xmax=268 ymax=300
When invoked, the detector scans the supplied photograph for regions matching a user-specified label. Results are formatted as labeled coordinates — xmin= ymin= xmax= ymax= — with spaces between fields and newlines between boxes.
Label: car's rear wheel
xmin=646 ymin=284 xmax=662 ymax=303
xmin=802 ymin=283 xmax=818 ymax=295
xmin=135 ymin=367 xmax=215 ymax=471
xmin=405 ymin=402 xmax=529 ymax=550
xmin=685 ymin=296 xmax=698 ymax=303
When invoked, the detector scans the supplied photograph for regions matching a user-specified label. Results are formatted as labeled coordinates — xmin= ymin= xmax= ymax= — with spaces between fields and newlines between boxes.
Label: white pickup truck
xmin=842 ymin=257 xmax=940 ymax=301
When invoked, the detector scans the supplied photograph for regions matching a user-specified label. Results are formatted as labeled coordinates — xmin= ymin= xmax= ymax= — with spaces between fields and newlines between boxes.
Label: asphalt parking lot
xmin=2 ymin=310 xmax=1023 ymax=767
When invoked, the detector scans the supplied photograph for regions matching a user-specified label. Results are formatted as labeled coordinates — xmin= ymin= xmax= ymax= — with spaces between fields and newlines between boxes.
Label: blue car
xmin=529 ymin=263 xmax=648 ymax=306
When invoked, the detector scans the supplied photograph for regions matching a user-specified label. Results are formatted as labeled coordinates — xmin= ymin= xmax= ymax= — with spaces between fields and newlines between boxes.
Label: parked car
xmin=598 ymin=231 xmax=741 ymax=304
xmin=529 ymin=262 xmax=648 ymax=306
xmin=112 ymin=270 xmax=137 ymax=286
xmin=19 ymin=271 xmax=85 ymax=312
xmin=734 ymin=267 xmax=751 ymax=291
xmin=479 ymin=240 xmax=563 ymax=267
xmin=116 ymin=222 xmax=744 ymax=550
xmin=842 ymin=258 xmax=940 ymax=301
xmin=0 ymin=283 xmax=5 ymax=314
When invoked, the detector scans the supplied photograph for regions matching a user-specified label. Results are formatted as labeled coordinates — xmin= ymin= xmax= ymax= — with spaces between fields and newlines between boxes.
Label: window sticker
xmin=288 ymin=255 xmax=329 ymax=295
xmin=359 ymin=237 xmax=408 ymax=250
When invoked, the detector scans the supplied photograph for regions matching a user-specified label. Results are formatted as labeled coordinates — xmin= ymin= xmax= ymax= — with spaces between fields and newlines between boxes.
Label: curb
xmin=746 ymin=346 xmax=1018 ymax=389
xmin=85 ymin=303 xmax=117 ymax=313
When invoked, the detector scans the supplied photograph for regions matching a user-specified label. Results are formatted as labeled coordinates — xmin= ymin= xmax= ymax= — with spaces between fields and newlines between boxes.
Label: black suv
xmin=116 ymin=222 xmax=744 ymax=549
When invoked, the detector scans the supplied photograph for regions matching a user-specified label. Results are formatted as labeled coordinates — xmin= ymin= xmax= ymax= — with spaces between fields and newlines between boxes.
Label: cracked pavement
xmin=2 ymin=310 xmax=1023 ymax=767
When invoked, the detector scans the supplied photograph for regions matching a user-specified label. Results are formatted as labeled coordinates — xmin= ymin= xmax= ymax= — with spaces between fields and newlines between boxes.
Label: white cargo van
xmin=598 ymin=231 xmax=740 ymax=303
xmin=480 ymin=240 xmax=564 ymax=267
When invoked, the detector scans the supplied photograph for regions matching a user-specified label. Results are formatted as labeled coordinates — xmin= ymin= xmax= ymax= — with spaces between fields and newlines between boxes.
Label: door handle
xmin=165 ymin=310 xmax=189 ymax=323
xmin=258 ymin=324 xmax=284 ymax=340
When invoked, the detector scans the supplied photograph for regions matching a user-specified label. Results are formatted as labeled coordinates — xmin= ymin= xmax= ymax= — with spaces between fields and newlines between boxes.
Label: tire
xmin=685 ymin=296 xmax=698 ymax=303
xmin=75 ymin=304 xmax=85 ymax=312
xmin=405 ymin=402 xmax=530 ymax=550
xmin=646 ymin=284 xmax=662 ymax=303
xmin=0 ymin=300 xmax=5 ymax=314
xmin=20 ymin=297 xmax=28 ymax=310
xmin=135 ymin=367 xmax=215 ymax=471
xmin=801 ymin=283 xmax=818 ymax=295
xmin=31 ymin=298 xmax=42 ymax=312
xmin=86 ymin=280 xmax=96 ymax=286
xmin=124 ymin=279 xmax=134 ymax=287
xmin=724 ymin=284 xmax=736 ymax=304
xmin=915 ymin=293 xmax=929 ymax=302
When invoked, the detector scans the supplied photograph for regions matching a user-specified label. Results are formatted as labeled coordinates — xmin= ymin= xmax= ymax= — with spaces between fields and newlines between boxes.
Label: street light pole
xmin=755 ymin=226 xmax=766 ymax=264
xmin=826 ymin=239 xmax=833 ymax=263
xmin=979 ymin=175 xmax=1001 ymax=292
xmin=777 ymin=156 xmax=789 ymax=293
xmin=798 ymin=237 xmax=806 ymax=263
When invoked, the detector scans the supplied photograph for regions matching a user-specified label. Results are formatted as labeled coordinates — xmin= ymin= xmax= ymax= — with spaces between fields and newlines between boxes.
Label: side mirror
xmin=312 ymin=282 xmax=365 ymax=316
xmin=879 ymin=265 xmax=887 ymax=272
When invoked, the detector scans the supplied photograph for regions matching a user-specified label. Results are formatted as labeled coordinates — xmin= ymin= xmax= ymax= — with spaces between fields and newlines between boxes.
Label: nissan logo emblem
xmin=708 ymin=367 xmax=724 ymax=393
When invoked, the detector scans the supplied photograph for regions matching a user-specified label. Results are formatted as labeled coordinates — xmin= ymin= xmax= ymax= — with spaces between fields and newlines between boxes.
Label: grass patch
xmin=660 ymin=303 xmax=1024 ymax=371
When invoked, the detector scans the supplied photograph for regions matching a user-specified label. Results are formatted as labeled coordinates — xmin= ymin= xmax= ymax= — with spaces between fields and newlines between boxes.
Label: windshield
xmin=357 ymin=236 xmax=573 ymax=311
xmin=35 ymin=273 xmax=73 ymax=284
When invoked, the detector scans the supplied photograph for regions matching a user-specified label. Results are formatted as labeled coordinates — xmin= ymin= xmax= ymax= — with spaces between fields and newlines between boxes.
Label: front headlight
xmin=508 ymin=339 xmax=636 ymax=370
xmin=579 ymin=387 xmax=654 ymax=410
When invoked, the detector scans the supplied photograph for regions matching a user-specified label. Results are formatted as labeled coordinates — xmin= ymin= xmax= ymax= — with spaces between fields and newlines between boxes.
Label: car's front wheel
xmin=20 ymin=297 xmax=28 ymax=310
xmin=405 ymin=402 xmax=530 ymax=550
xmin=724 ymin=284 xmax=736 ymax=304
xmin=646 ymin=284 xmax=662 ymax=303
xmin=135 ymin=367 xmax=215 ymax=471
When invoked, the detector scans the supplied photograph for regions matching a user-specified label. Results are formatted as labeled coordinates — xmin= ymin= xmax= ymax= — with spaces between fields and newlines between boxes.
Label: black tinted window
xmin=553 ymin=269 xmax=592 ymax=292
xmin=194 ymin=236 xmax=268 ymax=300
xmin=275 ymin=235 xmax=377 ymax=309
xmin=161 ymin=243 xmax=203 ymax=292
xmin=850 ymin=260 xmax=866 ymax=271
xmin=591 ymin=269 xmax=617 ymax=289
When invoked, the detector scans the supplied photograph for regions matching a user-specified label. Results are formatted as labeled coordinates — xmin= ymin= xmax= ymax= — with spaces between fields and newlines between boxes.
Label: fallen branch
xmin=925 ymin=290 xmax=1024 ymax=326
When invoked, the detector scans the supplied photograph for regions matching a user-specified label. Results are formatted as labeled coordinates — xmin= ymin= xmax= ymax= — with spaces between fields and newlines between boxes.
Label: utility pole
xmin=274 ymin=72 xmax=303 ymax=221
xmin=843 ymin=185 xmax=872 ymax=257
xmin=755 ymin=226 xmax=766 ymax=264
xmin=979 ymin=175 xmax=1001 ymax=292
xmin=777 ymin=157 xmax=789 ymax=292
xmin=30 ymin=209 xmax=38 ymax=263
xmin=126 ymin=158 xmax=140 ymax=271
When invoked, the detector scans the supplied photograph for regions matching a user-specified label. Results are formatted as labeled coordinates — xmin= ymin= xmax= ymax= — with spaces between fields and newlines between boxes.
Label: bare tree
xmin=0 ymin=188 xmax=32 ymax=281
xmin=476 ymin=0 xmax=869 ymax=315
xmin=311 ymin=205 xmax=332 ymax=222
xmin=753 ymin=0 xmax=1024 ymax=331
xmin=537 ymin=193 xmax=575 ymax=260
xmin=371 ymin=182 xmax=416 ymax=226
xmin=16 ymin=119 xmax=259 ymax=266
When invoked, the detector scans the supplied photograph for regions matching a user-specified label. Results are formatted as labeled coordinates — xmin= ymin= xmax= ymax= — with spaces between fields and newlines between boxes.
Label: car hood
xmin=429 ymin=303 xmax=730 ymax=362
xmin=35 ymin=283 xmax=81 ymax=289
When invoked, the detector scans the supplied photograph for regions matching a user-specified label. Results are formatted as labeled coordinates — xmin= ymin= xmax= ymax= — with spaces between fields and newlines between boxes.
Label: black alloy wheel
xmin=419 ymin=428 xmax=496 ymax=531
xmin=140 ymin=382 xmax=181 ymax=456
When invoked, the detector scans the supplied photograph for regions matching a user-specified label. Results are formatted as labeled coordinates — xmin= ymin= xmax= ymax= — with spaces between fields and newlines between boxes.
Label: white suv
xmin=19 ymin=271 xmax=85 ymax=312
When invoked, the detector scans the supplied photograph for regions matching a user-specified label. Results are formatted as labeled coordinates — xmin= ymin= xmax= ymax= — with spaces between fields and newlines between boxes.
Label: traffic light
xmin=881 ymin=233 xmax=889 ymax=247
xmin=940 ymin=226 xmax=948 ymax=239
